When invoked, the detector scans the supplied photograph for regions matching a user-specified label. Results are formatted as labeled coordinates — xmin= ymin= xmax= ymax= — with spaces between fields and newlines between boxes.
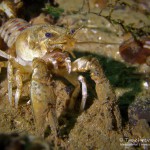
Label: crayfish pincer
xmin=31 ymin=58 xmax=58 ymax=137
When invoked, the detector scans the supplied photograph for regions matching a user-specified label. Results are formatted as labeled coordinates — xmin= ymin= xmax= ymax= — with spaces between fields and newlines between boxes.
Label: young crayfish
xmin=0 ymin=17 xmax=122 ymax=139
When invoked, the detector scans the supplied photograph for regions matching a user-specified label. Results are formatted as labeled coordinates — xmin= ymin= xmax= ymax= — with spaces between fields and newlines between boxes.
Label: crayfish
xmin=0 ymin=0 xmax=122 ymax=140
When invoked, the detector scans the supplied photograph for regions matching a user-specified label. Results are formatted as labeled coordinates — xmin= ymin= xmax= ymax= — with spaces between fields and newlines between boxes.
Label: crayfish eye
xmin=45 ymin=32 xmax=53 ymax=38
xmin=69 ymin=29 xmax=75 ymax=35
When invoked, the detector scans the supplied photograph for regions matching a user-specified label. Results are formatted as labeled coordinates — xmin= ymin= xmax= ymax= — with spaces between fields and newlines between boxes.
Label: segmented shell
xmin=0 ymin=18 xmax=31 ymax=47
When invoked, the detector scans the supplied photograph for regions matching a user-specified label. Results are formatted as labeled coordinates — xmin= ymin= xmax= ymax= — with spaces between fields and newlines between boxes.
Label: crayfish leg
xmin=14 ymin=69 xmax=22 ymax=108
xmin=56 ymin=71 xmax=80 ymax=110
xmin=7 ymin=59 xmax=13 ymax=105
xmin=54 ymin=70 xmax=81 ymax=110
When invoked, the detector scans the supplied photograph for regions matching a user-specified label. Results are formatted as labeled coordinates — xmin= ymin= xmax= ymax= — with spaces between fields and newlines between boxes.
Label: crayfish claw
xmin=31 ymin=58 xmax=58 ymax=137
xmin=72 ymin=56 xmax=122 ymax=130
xmin=78 ymin=75 xmax=87 ymax=112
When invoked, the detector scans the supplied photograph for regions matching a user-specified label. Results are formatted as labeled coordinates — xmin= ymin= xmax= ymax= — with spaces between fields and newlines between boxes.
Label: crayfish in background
xmin=119 ymin=33 xmax=150 ymax=91
xmin=119 ymin=33 xmax=150 ymax=66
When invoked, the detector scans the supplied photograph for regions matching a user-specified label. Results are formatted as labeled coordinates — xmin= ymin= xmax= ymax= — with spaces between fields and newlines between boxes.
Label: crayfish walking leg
xmin=72 ymin=56 xmax=122 ymax=130
xmin=7 ymin=60 xmax=13 ymax=105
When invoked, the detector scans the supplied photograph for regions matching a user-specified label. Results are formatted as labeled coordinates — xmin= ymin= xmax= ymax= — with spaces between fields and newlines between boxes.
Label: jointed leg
xmin=53 ymin=70 xmax=81 ymax=110
xmin=65 ymin=74 xmax=81 ymax=110
xmin=7 ymin=60 xmax=13 ymax=105
xmin=0 ymin=49 xmax=11 ymax=59
xmin=0 ymin=50 xmax=13 ymax=100
xmin=55 ymin=71 xmax=88 ymax=111
xmin=15 ymin=69 xmax=23 ymax=108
